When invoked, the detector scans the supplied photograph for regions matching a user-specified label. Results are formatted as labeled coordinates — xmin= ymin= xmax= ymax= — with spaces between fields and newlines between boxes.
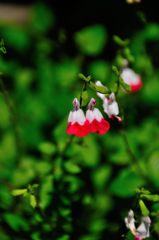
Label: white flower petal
xmin=93 ymin=108 xmax=103 ymax=121
xmin=109 ymin=92 xmax=116 ymax=101
xmin=96 ymin=80 xmax=107 ymax=100
xmin=86 ymin=109 xmax=94 ymax=122
xmin=121 ymin=68 xmax=140 ymax=85
xmin=136 ymin=217 xmax=151 ymax=238
xmin=103 ymin=98 xmax=119 ymax=117
xmin=86 ymin=108 xmax=103 ymax=122
xmin=125 ymin=210 xmax=136 ymax=235
xmin=70 ymin=109 xmax=86 ymax=125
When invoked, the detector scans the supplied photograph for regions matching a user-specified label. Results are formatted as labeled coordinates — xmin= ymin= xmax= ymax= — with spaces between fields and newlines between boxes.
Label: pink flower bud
xmin=121 ymin=68 xmax=143 ymax=92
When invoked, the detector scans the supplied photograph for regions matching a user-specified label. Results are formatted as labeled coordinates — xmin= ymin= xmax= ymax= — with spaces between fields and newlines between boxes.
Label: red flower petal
xmin=96 ymin=119 xmax=110 ymax=135
xmin=135 ymin=237 xmax=141 ymax=240
xmin=88 ymin=119 xmax=110 ymax=135
xmin=66 ymin=122 xmax=89 ymax=137
xmin=131 ymin=77 xmax=143 ymax=92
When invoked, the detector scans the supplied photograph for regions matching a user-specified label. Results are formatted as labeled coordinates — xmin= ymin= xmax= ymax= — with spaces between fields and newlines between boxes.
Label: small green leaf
xmin=89 ymin=60 xmax=110 ymax=81
xmin=75 ymin=25 xmax=107 ymax=56
xmin=123 ymin=47 xmax=134 ymax=63
xmin=0 ymin=39 xmax=7 ymax=54
xmin=30 ymin=194 xmax=37 ymax=208
xmin=139 ymin=199 xmax=150 ymax=216
xmin=57 ymin=235 xmax=69 ymax=240
xmin=113 ymin=35 xmax=129 ymax=47
xmin=141 ymin=194 xmax=159 ymax=202
xmin=38 ymin=142 xmax=56 ymax=155
xmin=89 ymin=81 xmax=109 ymax=94
xmin=78 ymin=73 xmax=91 ymax=82
xmin=64 ymin=161 xmax=81 ymax=174
xmin=11 ymin=189 xmax=27 ymax=196
xmin=3 ymin=213 xmax=29 ymax=231
xmin=110 ymin=169 xmax=144 ymax=197
xmin=30 ymin=3 xmax=54 ymax=33
xmin=112 ymin=65 xmax=120 ymax=76
xmin=136 ymin=188 xmax=151 ymax=195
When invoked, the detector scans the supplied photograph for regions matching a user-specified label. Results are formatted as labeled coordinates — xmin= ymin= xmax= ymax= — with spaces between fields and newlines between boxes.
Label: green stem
xmin=121 ymin=130 xmax=145 ymax=177
xmin=80 ymin=81 xmax=87 ymax=106
xmin=121 ymin=130 xmax=153 ymax=189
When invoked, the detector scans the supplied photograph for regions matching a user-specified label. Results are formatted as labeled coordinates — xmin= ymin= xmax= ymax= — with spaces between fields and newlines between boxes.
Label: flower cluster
xmin=125 ymin=210 xmax=151 ymax=240
xmin=67 ymin=65 xmax=142 ymax=137
xmin=66 ymin=98 xmax=110 ymax=137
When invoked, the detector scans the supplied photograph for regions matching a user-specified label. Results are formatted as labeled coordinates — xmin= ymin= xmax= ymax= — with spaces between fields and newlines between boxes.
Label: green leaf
xmin=3 ymin=213 xmax=29 ymax=231
xmin=123 ymin=47 xmax=134 ymax=63
xmin=141 ymin=194 xmax=159 ymax=202
xmin=136 ymin=188 xmax=151 ymax=195
xmin=11 ymin=189 xmax=27 ymax=196
xmin=112 ymin=65 xmax=120 ymax=76
xmin=0 ymin=186 xmax=13 ymax=209
xmin=57 ymin=235 xmax=70 ymax=240
xmin=78 ymin=73 xmax=91 ymax=82
xmin=38 ymin=142 xmax=56 ymax=155
xmin=40 ymin=175 xmax=53 ymax=209
xmin=30 ymin=194 xmax=37 ymax=208
xmin=139 ymin=199 xmax=150 ymax=216
xmin=59 ymin=207 xmax=71 ymax=218
xmin=92 ymin=165 xmax=111 ymax=190
xmin=30 ymin=3 xmax=54 ymax=33
xmin=113 ymin=35 xmax=129 ymax=47
xmin=89 ymin=60 xmax=110 ymax=82
xmin=143 ymin=23 xmax=159 ymax=41
xmin=147 ymin=152 xmax=159 ymax=186
xmin=74 ymin=25 xmax=107 ymax=56
xmin=109 ymin=169 xmax=144 ymax=197
xmin=0 ymin=39 xmax=7 ymax=54
xmin=31 ymin=232 xmax=41 ymax=240
xmin=89 ymin=81 xmax=109 ymax=94
xmin=55 ymin=60 xmax=80 ymax=87
xmin=64 ymin=161 xmax=81 ymax=174
xmin=36 ymin=161 xmax=51 ymax=176
xmin=1 ymin=26 xmax=30 ymax=51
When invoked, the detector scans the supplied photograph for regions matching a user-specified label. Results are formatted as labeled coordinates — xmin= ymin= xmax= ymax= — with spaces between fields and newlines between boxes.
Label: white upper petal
xmin=121 ymin=68 xmax=140 ymax=85
xmin=109 ymin=92 xmax=116 ymax=101
xmin=103 ymin=98 xmax=119 ymax=117
xmin=86 ymin=108 xmax=103 ymax=122
xmin=136 ymin=217 xmax=151 ymax=238
xmin=125 ymin=217 xmax=136 ymax=233
xmin=125 ymin=210 xmax=136 ymax=235
xmin=96 ymin=80 xmax=106 ymax=100
xmin=68 ymin=109 xmax=86 ymax=125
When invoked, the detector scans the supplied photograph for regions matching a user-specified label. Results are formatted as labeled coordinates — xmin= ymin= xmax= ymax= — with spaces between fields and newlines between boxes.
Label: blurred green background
xmin=0 ymin=0 xmax=159 ymax=239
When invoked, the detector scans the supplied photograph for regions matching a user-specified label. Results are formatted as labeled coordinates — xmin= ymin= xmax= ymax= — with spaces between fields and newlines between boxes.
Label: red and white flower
xmin=66 ymin=98 xmax=88 ymax=137
xmin=121 ymin=67 xmax=143 ymax=92
xmin=96 ymin=81 xmax=122 ymax=122
xmin=86 ymin=98 xmax=110 ymax=135
xmin=125 ymin=210 xmax=151 ymax=240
